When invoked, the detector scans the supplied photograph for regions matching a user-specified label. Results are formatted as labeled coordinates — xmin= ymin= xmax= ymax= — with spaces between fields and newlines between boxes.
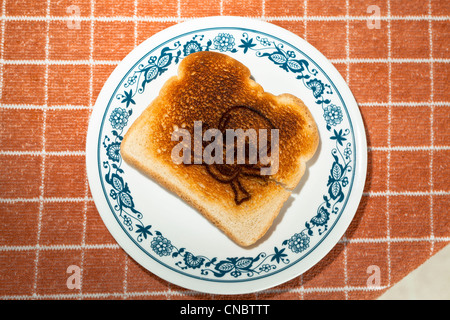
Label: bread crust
xmin=121 ymin=51 xmax=319 ymax=246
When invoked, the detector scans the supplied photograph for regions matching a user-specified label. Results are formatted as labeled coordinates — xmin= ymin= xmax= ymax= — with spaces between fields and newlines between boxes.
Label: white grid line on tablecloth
xmin=331 ymin=58 xmax=450 ymax=63
xmin=133 ymin=0 xmax=138 ymax=49
xmin=0 ymin=103 xmax=94 ymax=109
xmin=262 ymin=0 xmax=265 ymax=19
xmin=0 ymin=197 xmax=95 ymax=203
xmin=369 ymin=146 xmax=450 ymax=151
xmin=304 ymin=0 xmax=308 ymax=41
xmin=32 ymin=0 xmax=50 ymax=298
xmin=77 ymin=0 xmax=96 ymax=300
xmin=428 ymin=0 xmax=435 ymax=255
xmin=1 ymin=244 xmax=121 ymax=251
xmin=0 ymin=284 xmax=392 ymax=300
xmin=358 ymin=102 xmax=450 ymax=107
xmin=0 ymin=59 xmax=121 ymax=65
xmin=1 ymin=101 xmax=450 ymax=110
xmin=364 ymin=190 xmax=450 ymax=196
xmin=386 ymin=0 xmax=392 ymax=287
xmin=0 ymin=150 xmax=86 ymax=156
xmin=1 ymin=15 xmax=449 ymax=22
xmin=301 ymin=0 xmax=308 ymax=300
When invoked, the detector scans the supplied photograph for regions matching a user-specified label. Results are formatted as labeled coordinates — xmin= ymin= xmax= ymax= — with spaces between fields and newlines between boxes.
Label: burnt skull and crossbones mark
xmin=198 ymin=106 xmax=278 ymax=205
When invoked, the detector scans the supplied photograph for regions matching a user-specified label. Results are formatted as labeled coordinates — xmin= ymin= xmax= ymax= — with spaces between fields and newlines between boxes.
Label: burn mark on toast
xmin=200 ymin=105 xmax=277 ymax=205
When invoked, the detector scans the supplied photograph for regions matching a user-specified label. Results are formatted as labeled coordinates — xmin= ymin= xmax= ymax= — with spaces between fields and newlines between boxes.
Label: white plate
xmin=86 ymin=16 xmax=367 ymax=295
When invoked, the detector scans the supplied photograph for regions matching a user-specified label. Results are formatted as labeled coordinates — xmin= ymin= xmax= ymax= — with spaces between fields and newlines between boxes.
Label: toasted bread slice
xmin=121 ymin=51 xmax=319 ymax=246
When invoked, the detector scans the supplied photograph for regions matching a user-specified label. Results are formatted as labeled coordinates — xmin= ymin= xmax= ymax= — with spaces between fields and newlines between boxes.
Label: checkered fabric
xmin=0 ymin=0 xmax=448 ymax=300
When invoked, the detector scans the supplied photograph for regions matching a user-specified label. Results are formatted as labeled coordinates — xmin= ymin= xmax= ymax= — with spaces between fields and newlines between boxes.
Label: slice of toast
xmin=121 ymin=51 xmax=319 ymax=246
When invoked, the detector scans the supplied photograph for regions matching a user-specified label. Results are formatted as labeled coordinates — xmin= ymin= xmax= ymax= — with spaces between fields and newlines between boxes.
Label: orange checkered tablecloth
xmin=0 ymin=0 xmax=449 ymax=300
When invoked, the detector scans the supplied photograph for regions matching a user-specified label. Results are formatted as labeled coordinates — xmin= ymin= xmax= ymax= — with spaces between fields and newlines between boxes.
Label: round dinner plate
xmin=86 ymin=16 xmax=367 ymax=295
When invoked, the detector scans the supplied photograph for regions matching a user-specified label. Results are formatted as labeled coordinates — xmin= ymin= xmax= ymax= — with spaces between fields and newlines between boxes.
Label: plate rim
xmin=86 ymin=16 xmax=367 ymax=295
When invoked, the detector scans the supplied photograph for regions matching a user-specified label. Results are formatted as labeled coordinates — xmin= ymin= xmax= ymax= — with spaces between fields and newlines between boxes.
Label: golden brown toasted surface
xmin=122 ymin=51 xmax=318 ymax=211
